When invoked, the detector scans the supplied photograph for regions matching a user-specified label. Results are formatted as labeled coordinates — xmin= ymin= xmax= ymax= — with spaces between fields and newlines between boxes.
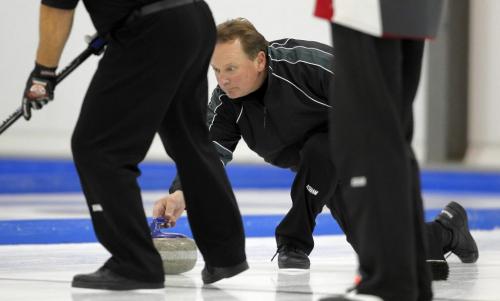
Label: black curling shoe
xmin=202 ymin=261 xmax=249 ymax=284
xmin=436 ymin=201 xmax=479 ymax=263
xmin=276 ymin=245 xmax=310 ymax=269
xmin=72 ymin=268 xmax=164 ymax=290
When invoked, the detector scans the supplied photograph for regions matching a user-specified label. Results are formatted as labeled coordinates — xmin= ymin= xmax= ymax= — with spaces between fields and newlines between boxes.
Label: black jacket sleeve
xmin=42 ymin=0 xmax=79 ymax=9
xmin=169 ymin=87 xmax=241 ymax=193
xmin=206 ymin=87 xmax=242 ymax=165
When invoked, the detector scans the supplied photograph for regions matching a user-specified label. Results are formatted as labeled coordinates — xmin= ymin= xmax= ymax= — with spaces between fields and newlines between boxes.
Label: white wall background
xmin=0 ymin=0 xmax=467 ymax=166
xmin=466 ymin=0 xmax=500 ymax=167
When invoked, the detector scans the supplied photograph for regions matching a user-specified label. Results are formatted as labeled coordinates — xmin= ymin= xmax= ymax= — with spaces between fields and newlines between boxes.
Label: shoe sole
xmin=278 ymin=262 xmax=310 ymax=269
xmin=71 ymin=280 xmax=164 ymax=290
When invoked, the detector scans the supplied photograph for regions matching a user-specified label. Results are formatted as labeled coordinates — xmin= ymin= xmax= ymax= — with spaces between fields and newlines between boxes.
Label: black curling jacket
xmin=170 ymin=38 xmax=334 ymax=192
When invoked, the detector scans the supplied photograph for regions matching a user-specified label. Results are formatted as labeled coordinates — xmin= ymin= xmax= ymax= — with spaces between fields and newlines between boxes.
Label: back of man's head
xmin=217 ymin=18 xmax=269 ymax=60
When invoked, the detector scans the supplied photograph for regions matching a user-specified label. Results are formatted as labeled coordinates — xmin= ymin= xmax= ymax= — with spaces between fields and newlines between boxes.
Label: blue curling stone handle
xmin=150 ymin=217 xmax=188 ymax=239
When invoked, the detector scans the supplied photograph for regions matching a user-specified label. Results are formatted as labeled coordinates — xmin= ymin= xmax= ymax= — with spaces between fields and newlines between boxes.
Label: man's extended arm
xmin=36 ymin=4 xmax=75 ymax=67
xmin=22 ymin=3 xmax=76 ymax=120
xmin=154 ymin=88 xmax=242 ymax=225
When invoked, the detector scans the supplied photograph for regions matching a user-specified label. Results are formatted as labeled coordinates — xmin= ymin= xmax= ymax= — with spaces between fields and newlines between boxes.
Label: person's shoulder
xmin=268 ymin=38 xmax=332 ymax=59
xmin=210 ymin=86 xmax=228 ymax=101
xmin=208 ymin=87 xmax=241 ymax=121
xmin=208 ymin=86 xmax=232 ymax=109
xmin=268 ymin=38 xmax=311 ymax=50
xmin=268 ymin=38 xmax=332 ymax=54
xmin=267 ymin=37 xmax=333 ymax=79
xmin=269 ymin=38 xmax=328 ymax=48
xmin=268 ymin=38 xmax=293 ymax=48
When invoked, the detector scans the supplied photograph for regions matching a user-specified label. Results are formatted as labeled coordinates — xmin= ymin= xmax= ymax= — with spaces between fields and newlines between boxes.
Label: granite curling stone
xmin=150 ymin=217 xmax=197 ymax=275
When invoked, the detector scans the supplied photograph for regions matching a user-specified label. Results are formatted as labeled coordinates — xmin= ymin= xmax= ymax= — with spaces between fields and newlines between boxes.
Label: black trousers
xmin=328 ymin=24 xmax=432 ymax=301
xmin=275 ymin=132 xmax=449 ymax=261
xmin=71 ymin=2 xmax=245 ymax=283
xmin=275 ymin=132 xmax=336 ymax=253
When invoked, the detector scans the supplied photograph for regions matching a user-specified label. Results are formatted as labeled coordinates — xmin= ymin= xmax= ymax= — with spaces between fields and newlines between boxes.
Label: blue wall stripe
xmin=1 ymin=209 xmax=499 ymax=245
xmin=2 ymin=159 xmax=500 ymax=194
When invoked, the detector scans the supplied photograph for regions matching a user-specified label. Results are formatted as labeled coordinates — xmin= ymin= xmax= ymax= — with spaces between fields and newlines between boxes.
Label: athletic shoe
xmin=436 ymin=201 xmax=479 ymax=263
xmin=273 ymin=245 xmax=310 ymax=269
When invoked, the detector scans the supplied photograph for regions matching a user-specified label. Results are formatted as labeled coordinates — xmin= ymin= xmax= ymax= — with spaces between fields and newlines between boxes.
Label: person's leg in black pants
xmin=399 ymin=39 xmax=464 ymax=282
xmin=71 ymin=16 xmax=173 ymax=285
xmin=71 ymin=2 xmax=245 ymax=288
xmin=275 ymin=132 xmax=337 ymax=268
xmin=327 ymin=24 xmax=432 ymax=301
xmin=157 ymin=3 xmax=246 ymax=270
xmin=394 ymin=39 xmax=434 ymax=300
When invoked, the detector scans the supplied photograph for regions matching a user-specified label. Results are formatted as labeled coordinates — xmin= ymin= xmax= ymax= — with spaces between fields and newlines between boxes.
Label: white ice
xmin=1 ymin=190 xmax=499 ymax=301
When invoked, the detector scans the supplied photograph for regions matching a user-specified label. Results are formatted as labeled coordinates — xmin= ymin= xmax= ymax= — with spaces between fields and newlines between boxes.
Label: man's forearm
xmin=36 ymin=4 xmax=75 ymax=67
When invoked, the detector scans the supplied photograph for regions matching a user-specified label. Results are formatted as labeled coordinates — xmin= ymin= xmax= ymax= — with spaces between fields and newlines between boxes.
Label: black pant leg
xmin=71 ymin=3 xmax=233 ymax=282
xmin=425 ymin=221 xmax=448 ymax=258
xmin=329 ymin=24 xmax=430 ymax=301
xmin=71 ymin=28 xmax=168 ymax=284
xmin=399 ymin=40 xmax=434 ymax=300
xmin=410 ymin=156 xmax=433 ymax=300
xmin=156 ymin=3 xmax=246 ymax=268
xmin=275 ymin=132 xmax=336 ymax=254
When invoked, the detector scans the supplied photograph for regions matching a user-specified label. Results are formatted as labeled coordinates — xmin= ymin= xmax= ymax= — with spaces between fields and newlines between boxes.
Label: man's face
xmin=211 ymin=39 xmax=266 ymax=99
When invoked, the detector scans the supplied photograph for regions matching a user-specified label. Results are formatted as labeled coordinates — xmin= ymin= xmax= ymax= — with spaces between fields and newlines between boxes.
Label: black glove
xmin=22 ymin=63 xmax=57 ymax=120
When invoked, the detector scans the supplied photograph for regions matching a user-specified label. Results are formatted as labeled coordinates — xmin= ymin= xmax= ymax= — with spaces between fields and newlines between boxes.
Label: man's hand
xmin=152 ymin=191 xmax=186 ymax=228
xmin=22 ymin=63 xmax=57 ymax=120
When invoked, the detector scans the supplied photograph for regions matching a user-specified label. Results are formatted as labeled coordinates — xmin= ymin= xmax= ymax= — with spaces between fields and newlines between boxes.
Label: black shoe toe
xmin=277 ymin=245 xmax=310 ymax=269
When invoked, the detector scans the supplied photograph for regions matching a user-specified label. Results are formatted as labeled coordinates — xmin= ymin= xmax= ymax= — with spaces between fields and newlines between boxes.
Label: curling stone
xmin=150 ymin=217 xmax=197 ymax=275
